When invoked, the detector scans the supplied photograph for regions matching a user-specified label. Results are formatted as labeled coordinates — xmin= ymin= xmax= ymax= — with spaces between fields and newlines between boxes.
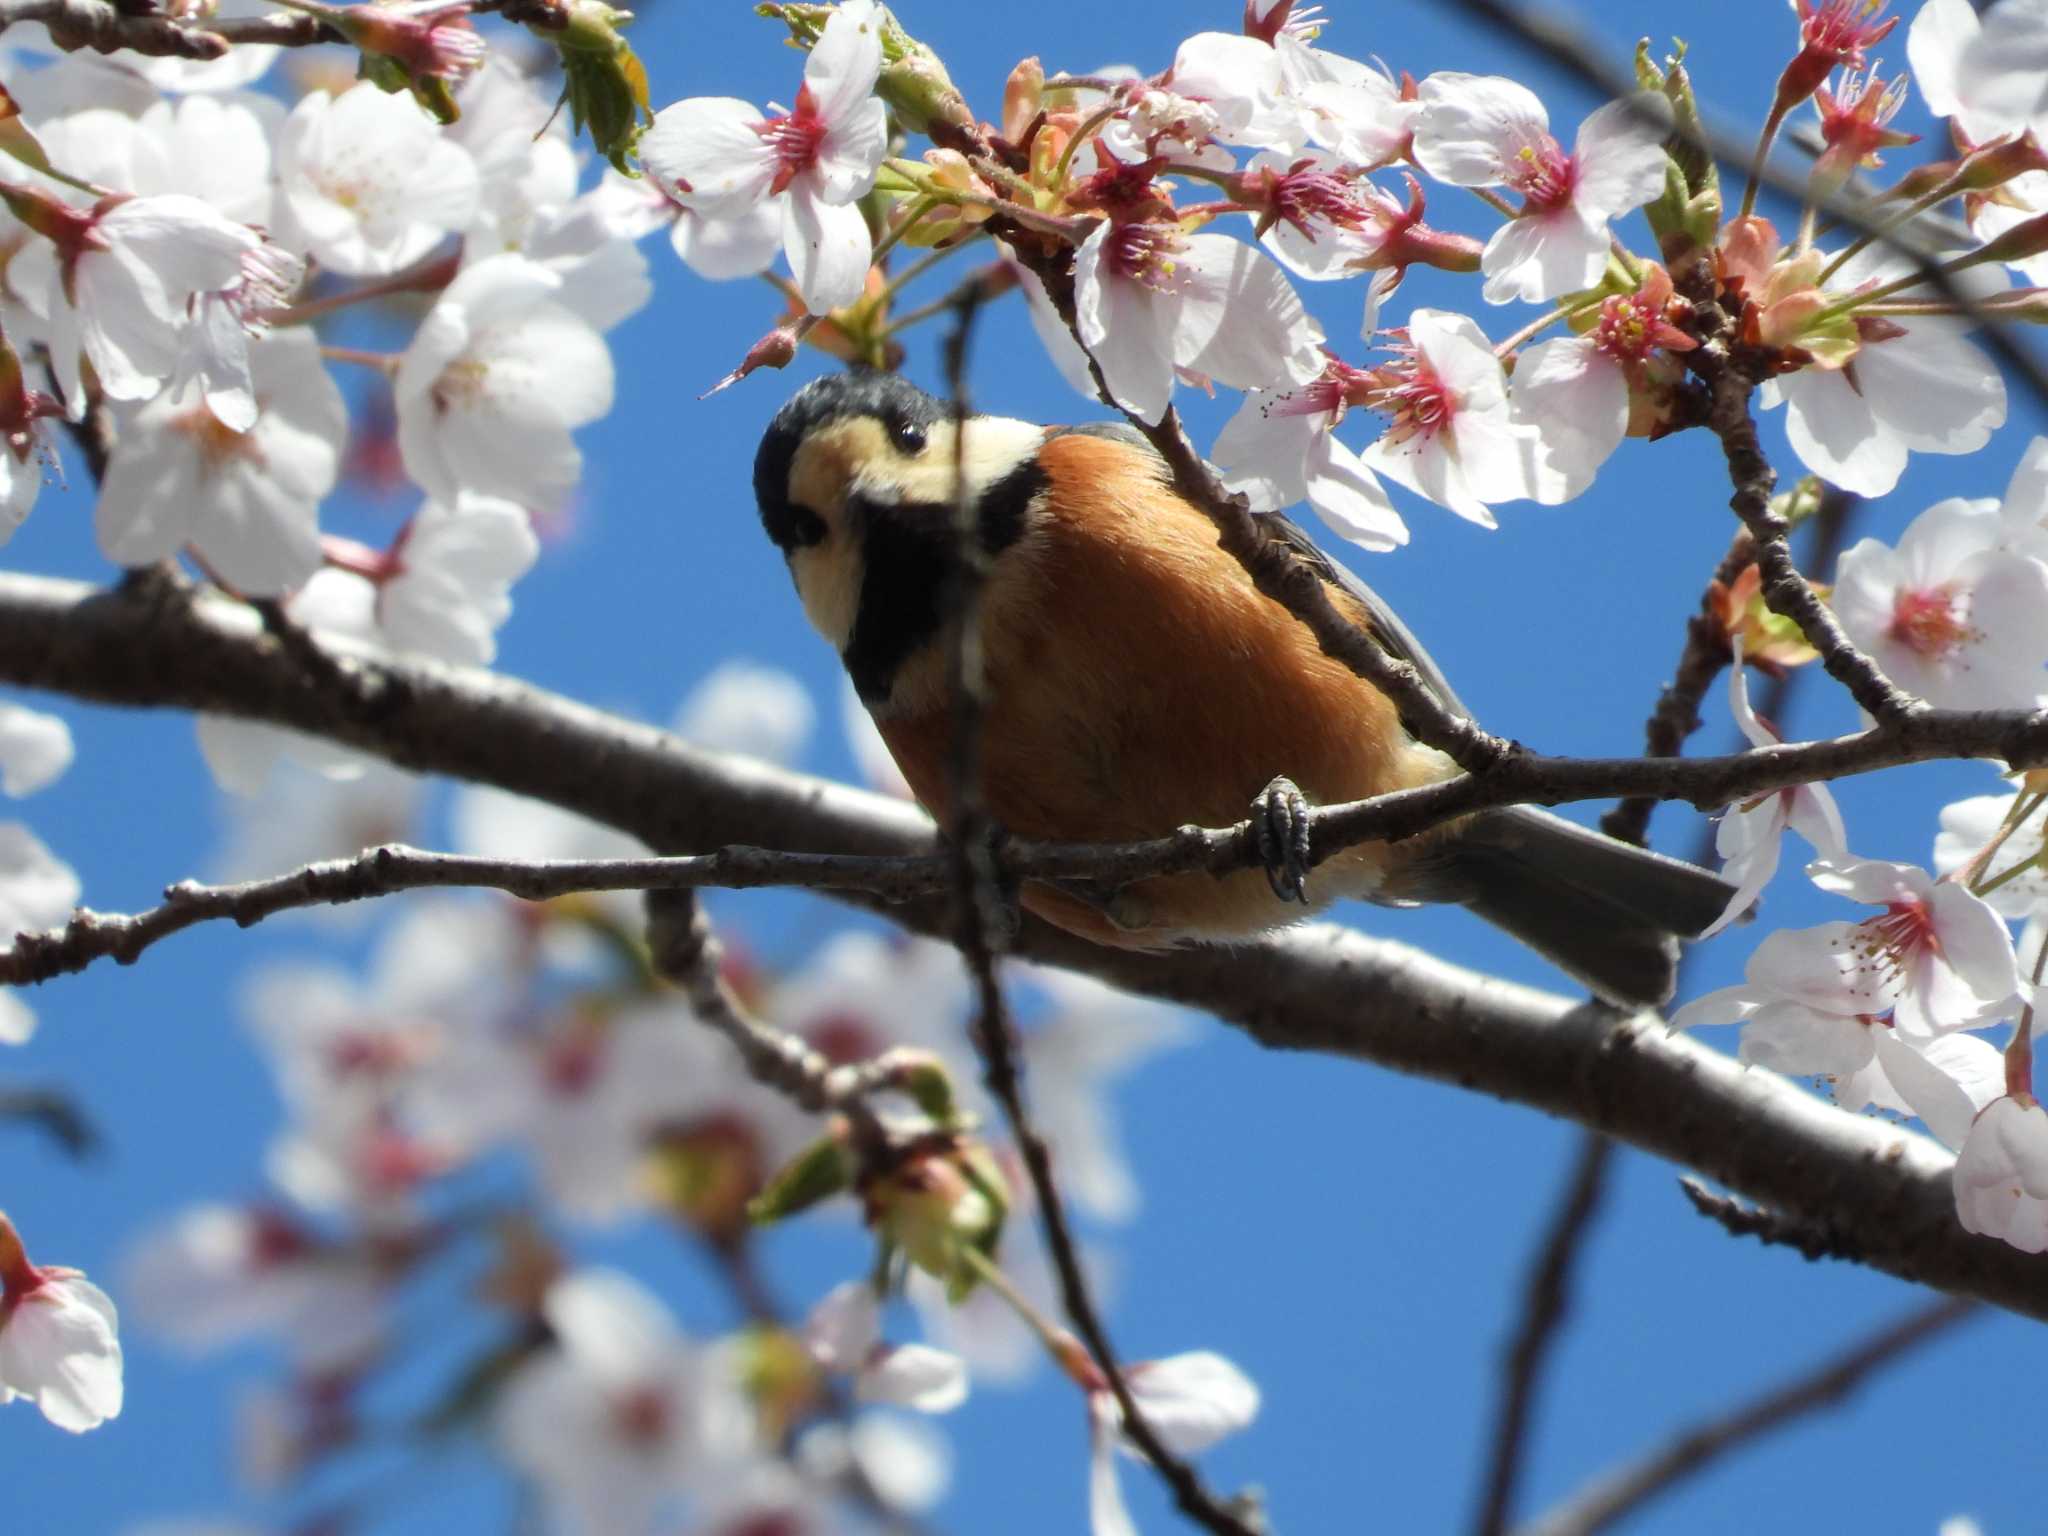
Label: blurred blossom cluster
xmin=78 ymin=663 xmax=1203 ymax=1530
xmin=3 ymin=0 xmax=2048 ymax=1527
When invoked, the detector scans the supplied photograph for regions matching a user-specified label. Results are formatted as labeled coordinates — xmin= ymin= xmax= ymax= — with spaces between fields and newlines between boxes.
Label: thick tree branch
xmin=4 ymin=573 xmax=2047 ymax=905
xmin=5 ymin=571 xmax=2048 ymax=1320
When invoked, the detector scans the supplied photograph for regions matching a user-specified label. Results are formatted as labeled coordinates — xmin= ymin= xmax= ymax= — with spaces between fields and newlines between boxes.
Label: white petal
xmin=1570 ymin=94 xmax=1672 ymax=219
xmin=0 ymin=705 xmax=72 ymax=798
xmin=639 ymin=98 xmax=776 ymax=218
xmin=858 ymin=1344 xmax=969 ymax=1413
xmin=783 ymin=190 xmax=873 ymax=314
xmin=1509 ymin=336 xmax=1625 ymax=503
xmin=1481 ymin=209 xmax=1609 ymax=304
xmin=804 ymin=0 xmax=886 ymax=125
xmin=1412 ymin=72 xmax=1549 ymax=186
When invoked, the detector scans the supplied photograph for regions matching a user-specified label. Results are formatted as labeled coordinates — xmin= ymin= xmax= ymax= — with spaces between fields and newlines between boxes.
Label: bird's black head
xmin=751 ymin=371 xmax=1051 ymax=708
xmin=753 ymin=371 xmax=950 ymax=553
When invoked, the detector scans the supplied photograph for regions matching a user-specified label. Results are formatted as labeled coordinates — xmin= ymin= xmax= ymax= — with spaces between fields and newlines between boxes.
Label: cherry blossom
xmin=1672 ymin=923 xmax=2002 ymax=1142
xmin=1969 ymin=169 xmax=2048 ymax=286
xmin=799 ymin=1413 xmax=954 ymax=1515
xmin=1831 ymin=496 xmax=2048 ymax=710
xmin=803 ymin=1281 xmax=969 ymax=1412
xmin=1014 ymin=965 xmax=1192 ymax=1223
xmin=496 ymin=1269 xmax=736 ymax=1533
xmin=1934 ymin=0 xmax=2048 ymax=142
xmin=1265 ymin=33 xmax=1417 ymax=169
xmin=422 ymin=993 xmax=734 ymax=1225
xmin=1699 ymin=655 xmax=1849 ymax=938
xmin=1159 ymin=31 xmax=1295 ymax=153
xmin=1509 ymin=264 xmax=1697 ymax=501
xmin=1089 ymin=1351 xmax=1259 ymax=1536
xmin=0 ymin=820 xmax=79 ymax=1044
xmin=1213 ymin=354 xmax=1408 ymax=549
xmin=673 ymin=659 xmax=817 ymax=765
xmin=0 ymin=1213 xmax=122 ymax=1432
xmin=0 ymin=820 xmax=79 ymax=945
xmin=394 ymin=254 xmax=615 ymax=516
xmin=1359 ymin=308 xmax=1537 ymax=525
xmin=1240 ymin=151 xmax=1449 ymax=285
xmin=116 ymin=0 xmax=282 ymax=93
xmin=640 ymin=0 xmax=888 ymax=314
xmin=0 ymin=701 xmax=71 ymax=798
xmin=1953 ymin=1093 xmax=2048 ymax=1251
xmin=372 ymin=494 xmax=541 ymax=666
xmin=121 ymin=1203 xmax=388 ymax=1371
xmin=8 ymin=190 xmax=263 ymax=417
xmin=1411 ymin=75 xmax=1670 ymax=303
xmin=1935 ymin=784 xmax=2048 ymax=919
xmin=1762 ymin=244 xmax=2007 ymax=496
xmin=1072 ymin=219 xmax=1325 ymax=425
xmin=1809 ymin=857 xmax=2023 ymax=1034
xmin=97 ymin=328 xmax=343 ymax=596
xmin=277 ymin=82 xmax=480 ymax=277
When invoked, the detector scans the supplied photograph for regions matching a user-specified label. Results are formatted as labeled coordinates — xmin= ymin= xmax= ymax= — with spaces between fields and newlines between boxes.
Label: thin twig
xmin=1599 ymin=531 xmax=1754 ymax=848
xmin=1601 ymin=487 xmax=1863 ymax=850
xmin=0 ymin=0 xmax=337 ymax=56
xmin=1513 ymin=1294 xmax=1979 ymax=1536
xmin=1679 ymin=279 xmax=1920 ymax=724
xmin=641 ymin=886 xmax=891 ymax=1153
xmin=0 ymin=1085 xmax=98 ymax=1158
xmin=1471 ymin=1132 xmax=1616 ymax=1536
xmin=935 ymin=296 xmax=1263 ymax=1536
xmin=1676 ymin=1177 xmax=1866 ymax=1264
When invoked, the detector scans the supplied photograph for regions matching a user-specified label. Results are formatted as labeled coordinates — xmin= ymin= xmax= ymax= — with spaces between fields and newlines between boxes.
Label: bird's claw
xmin=1255 ymin=775 xmax=1312 ymax=905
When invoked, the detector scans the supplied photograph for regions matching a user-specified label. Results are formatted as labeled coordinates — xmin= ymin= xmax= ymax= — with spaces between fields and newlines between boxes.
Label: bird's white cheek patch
xmin=790 ymin=539 xmax=863 ymax=651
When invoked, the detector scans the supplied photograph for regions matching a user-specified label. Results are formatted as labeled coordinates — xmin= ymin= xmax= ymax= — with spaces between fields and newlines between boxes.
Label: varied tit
xmin=752 ymin=370 xmax=1735 ymax=1007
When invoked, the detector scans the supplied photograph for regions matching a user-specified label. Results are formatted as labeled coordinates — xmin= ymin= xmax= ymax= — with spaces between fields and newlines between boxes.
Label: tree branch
xmin=1472 ymin=1132 xmax=1615 ymax=1536
xmin=1513 ymin=1295 xmax=1979 ymax=1536
xmin=5 ymin=571 xmax=2048 ymax=1320
xmin=1677 ymin=282 xmax=1920 ymax=723
xmin=0 ymin=0 xmax=337 ymax=58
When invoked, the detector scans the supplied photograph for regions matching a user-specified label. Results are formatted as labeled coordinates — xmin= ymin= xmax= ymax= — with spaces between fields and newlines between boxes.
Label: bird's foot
xmin=1254 ymin=775 xmax=1312 ymax=905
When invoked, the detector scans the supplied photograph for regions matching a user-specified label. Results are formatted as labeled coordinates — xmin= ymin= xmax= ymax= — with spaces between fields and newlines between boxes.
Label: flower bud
xmin=552 ymin=0 xmax=652 ymax=174
xmin=864 ymin=1135 xmax=1008 ymax=1302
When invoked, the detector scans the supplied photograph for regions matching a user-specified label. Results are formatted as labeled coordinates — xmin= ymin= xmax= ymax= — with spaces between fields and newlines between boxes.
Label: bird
xmin=751 ymin=368 xmax=1736 ymax=1007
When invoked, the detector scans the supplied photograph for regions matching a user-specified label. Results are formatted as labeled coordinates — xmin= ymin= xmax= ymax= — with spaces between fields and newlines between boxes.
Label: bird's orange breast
xmin=876 ymin=432 xmax=1456 ymax=948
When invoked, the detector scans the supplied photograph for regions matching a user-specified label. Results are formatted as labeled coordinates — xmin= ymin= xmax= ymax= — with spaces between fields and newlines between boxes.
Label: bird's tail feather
xmin=1405 ymin=805 xmax=1737 ymax=1008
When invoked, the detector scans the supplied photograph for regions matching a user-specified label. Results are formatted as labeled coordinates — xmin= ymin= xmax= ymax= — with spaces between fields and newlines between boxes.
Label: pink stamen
xmin=754 ymin=84 xmax=830 ymax=196
xmin=1368 ymin=333 xmax=1457 ymax=445
xmin=1105 ymin=221 xmax=1191 ymax=293
xmin=1501 ymin=128 xmax=1576 ymax=211
xmin=1887 ymin=585 xmax=1972 ymax=659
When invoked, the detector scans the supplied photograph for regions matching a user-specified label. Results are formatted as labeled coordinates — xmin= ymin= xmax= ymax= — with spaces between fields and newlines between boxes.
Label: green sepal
xmin=748 ymin=1133 xmax=854 ymax=1224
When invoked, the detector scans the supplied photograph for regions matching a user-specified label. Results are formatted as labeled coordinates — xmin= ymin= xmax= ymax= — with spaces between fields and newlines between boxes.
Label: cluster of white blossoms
xmin=0 ymin=39 xmax=640 ymax=619
xmin=8 ymin=0 xmax=2048 ymax=1526
xmin=94 ymin=661 xmax=1216 ymax=1532
xmin=1680 ymin=434 xmax=2048 ymax=1253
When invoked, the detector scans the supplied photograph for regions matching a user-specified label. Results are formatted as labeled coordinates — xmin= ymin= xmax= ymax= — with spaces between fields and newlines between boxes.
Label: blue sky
xmin=3 ymin=1 xmax=2044 ymax=1533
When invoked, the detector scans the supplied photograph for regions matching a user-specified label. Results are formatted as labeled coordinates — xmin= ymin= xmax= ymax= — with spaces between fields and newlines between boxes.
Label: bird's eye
xmin=888 ymin=418 xmax=927 ymax=455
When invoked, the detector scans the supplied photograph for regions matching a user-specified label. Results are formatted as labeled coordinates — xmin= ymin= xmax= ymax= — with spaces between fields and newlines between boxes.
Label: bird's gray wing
xmin=1255 ymin=508 xmax=1472 ymax=721
xmin=1047 ymin=422 xmax=1471 ymax=720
